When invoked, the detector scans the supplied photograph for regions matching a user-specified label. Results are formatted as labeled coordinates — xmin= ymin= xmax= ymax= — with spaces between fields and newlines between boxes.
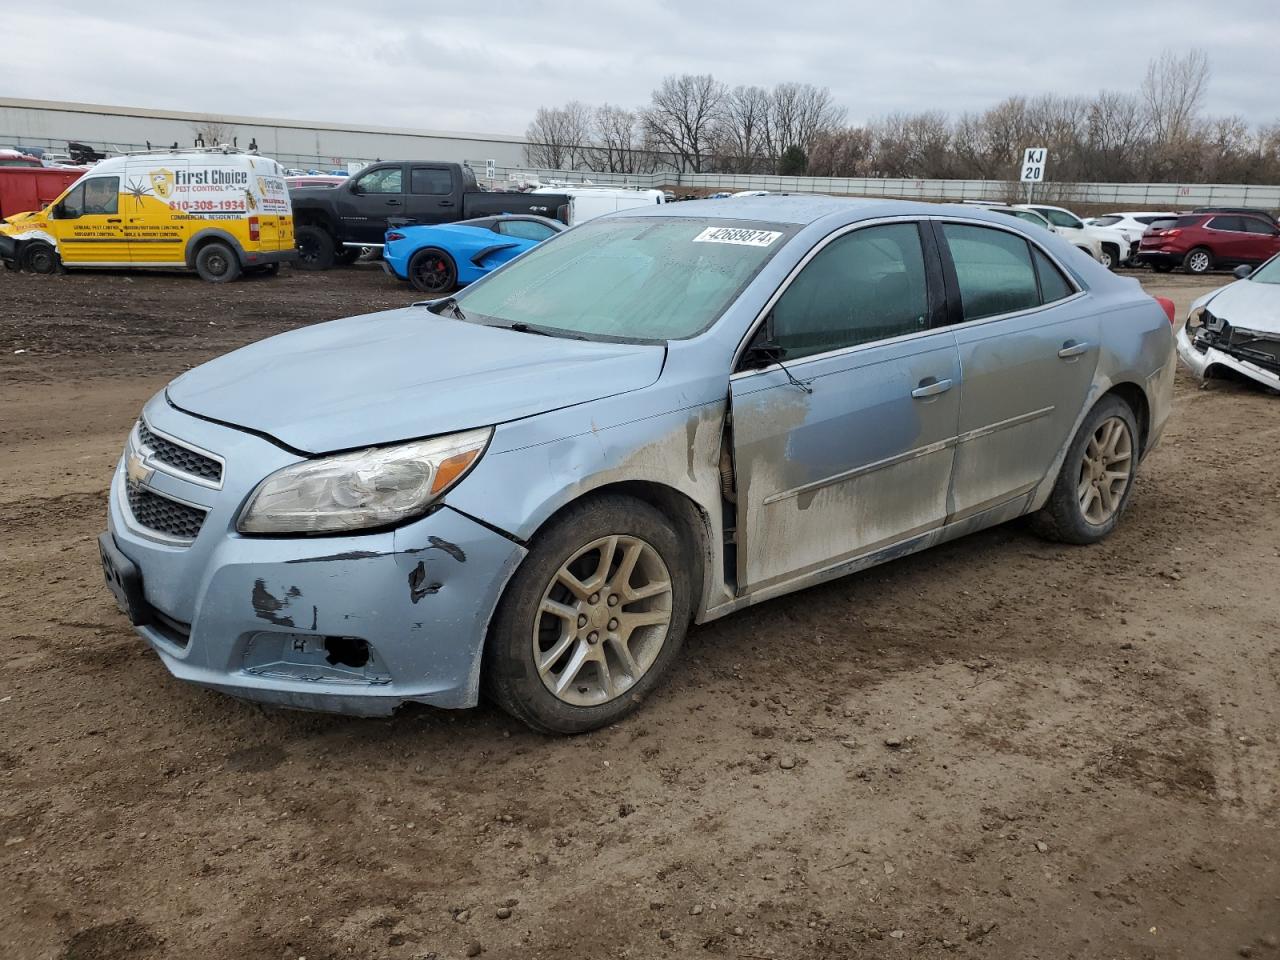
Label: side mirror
xmin=349 ymin=182 xmax=363 ymax=195
xmin=1233 ymin=264 xmax=1253 ymax=279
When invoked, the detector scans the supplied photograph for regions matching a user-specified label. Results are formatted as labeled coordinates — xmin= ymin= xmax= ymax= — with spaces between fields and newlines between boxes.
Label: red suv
xmin=1137 ymin=212 xmax=1280 ymax=274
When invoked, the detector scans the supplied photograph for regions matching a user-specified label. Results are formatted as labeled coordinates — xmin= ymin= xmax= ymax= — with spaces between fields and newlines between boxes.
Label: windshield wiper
xmin=505 ymin=321 xmax=588 ymax=341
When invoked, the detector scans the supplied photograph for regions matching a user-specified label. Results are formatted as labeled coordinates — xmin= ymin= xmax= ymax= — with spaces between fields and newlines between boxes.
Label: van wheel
xmin=294 ymin=225 xmax=334 ymax=270
xmin=22 ymin=242 xmax=59 ymax=275
xmin=1030 ymin=395 xmax=1139 ymax=545
xmin=408 ymin=248 xmax=457 ymax=293
xmin=484 ymin=494 xmax=692 ymax=735
xmin=195 ymin=242 xmax=241 ymax=283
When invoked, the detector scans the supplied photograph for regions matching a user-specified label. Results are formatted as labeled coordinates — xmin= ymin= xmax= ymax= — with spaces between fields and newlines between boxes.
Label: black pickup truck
xmin=289 ymin=161 xmax=569 ymax=269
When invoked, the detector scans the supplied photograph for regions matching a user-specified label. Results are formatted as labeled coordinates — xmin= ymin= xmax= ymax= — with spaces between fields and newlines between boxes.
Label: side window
xmin=355 ymin=167 xmax=403 ymax=194
xmin=770 ymin=223 xmax=929 ymax=360
xmin=59 ymin=183 xmax=85 ymax=218
xmin=1042 ymin=209 xmax=1084 ymax=230
xmin=1207 ymin=216 xmax=1242 ymax=233
xmin=80 ymin=177 xmax=120 ymax=215
xmin=1242 ymin=217 xmax=1277 ymax=235
xmin=943 ymin=223 xmax=1040 ymax=321
xmin=410 ymin=167 xmax=454 ymax=195
xmin=1032 ymin=247 xmax=1074 ymax=304
xmin=499 ymin=220 xmax=556 ymax=241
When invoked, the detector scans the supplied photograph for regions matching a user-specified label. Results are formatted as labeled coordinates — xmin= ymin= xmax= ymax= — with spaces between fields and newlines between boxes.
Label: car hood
xmin=167 ymin=308 xmax=666 ymax=453
xmin=1194 ymin=279 xmax=1280 ymax=334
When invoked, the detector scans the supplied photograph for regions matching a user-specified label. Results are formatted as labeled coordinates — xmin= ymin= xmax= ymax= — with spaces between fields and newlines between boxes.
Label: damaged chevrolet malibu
xmin=1177 ymin=255 xmax=1280 ymax=392
xmin=101 ymin=196 xmax=1176 ymax=734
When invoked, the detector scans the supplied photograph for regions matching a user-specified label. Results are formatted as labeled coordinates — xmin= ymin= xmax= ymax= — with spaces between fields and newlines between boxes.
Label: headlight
xmin=1187 ymin=305 xmax=1206 ymax=330
xmin=238 ymin=427 xmax=491 ymax=534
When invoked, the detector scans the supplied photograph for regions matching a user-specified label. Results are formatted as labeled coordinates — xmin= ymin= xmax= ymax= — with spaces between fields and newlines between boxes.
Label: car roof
xmin=612 ymin=194 xmax=1053 ymax=228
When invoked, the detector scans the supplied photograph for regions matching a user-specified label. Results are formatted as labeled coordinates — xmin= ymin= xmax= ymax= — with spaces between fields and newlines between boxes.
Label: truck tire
xmin=333 ymin=247 xmax=362 ymax=266
xmin=21 ymin=242 xmax=60 ymax=275
xmin=194 ymin=241 xmax=241 ymax=283
xmin=294 ymin=225 xmax=335 ymax=270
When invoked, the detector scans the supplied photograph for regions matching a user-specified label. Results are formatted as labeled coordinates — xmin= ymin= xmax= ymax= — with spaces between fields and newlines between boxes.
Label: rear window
xmin=1091 ymin=216 xmax=1122 ymax=226
xmin=1173 ymin=216 xmax=1204 ymax=229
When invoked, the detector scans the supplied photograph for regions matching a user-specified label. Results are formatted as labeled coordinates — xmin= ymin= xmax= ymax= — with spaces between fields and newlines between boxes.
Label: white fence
xmin=473 ymin=163 xmax=1280 ymax=210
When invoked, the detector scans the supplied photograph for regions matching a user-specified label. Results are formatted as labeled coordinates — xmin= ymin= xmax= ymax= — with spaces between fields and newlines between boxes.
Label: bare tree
xmin=642 ymin=74 xmax=726 ymax=173
xmin=807 ymin=126 xmax=873 ymax=177
xmin=715 ymin=85 xmax=771 ymax=173
xmin=192 ymin=119 xmax=233 ymax=148
xmin=1142 ymin=48 xmax=1210 ymax=147
xmin=592 ymin=104 xmax=651 ymax=173
xmin=1083 ymin=91 xmax=1149 ymax=180
xmin=524 ymin=102 xmax=592 ymax=170
xmin=765 ymin=83 xmax=845 ymax=170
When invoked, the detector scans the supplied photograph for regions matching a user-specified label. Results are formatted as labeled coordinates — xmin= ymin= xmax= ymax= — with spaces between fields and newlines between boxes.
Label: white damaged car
xmin=1177 ymin=257 xmax=1280 ymax=392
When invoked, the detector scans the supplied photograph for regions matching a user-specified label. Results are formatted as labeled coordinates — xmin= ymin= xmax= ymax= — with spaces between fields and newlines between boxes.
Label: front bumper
xmin=1175 ymin=323 xmax=1280 ymax=390
xmin=105 ymin=394 xmax=527 ymax=716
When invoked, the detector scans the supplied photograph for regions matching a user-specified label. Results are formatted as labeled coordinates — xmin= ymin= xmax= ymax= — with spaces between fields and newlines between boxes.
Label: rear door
xmin=938 ymin=220 xmax=1099 ymax=521
xmin=340 ymin=164 xmax=405 ymax=242
xmin=52 ymin=174 xmax=130 ymax=264
xmin=406 ymin=165 xmax=458 ymax=225
xmin=730 ymin=220 xmax=961 ymax=595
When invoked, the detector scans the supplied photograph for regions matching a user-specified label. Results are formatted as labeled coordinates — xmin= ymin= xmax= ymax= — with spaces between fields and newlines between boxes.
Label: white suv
xmin=1017 ymin=204 xmax=1131 ymax=270
xmin=1085 ymin=212 xmax=1179 ymax=249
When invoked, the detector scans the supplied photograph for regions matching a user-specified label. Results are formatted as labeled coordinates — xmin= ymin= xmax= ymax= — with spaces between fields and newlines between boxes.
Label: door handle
xmin=438 ymin=199 xmax=455 ymax=207
xmin=911 ymin=376 xmax=953 ymax=399
xmin=1057 ymin=340 xmax=1091 ymax=359
xmin=106 ymin=218 xmax=122 ymax=223
xmin=385 ymin=199 xmax=401 ymax=206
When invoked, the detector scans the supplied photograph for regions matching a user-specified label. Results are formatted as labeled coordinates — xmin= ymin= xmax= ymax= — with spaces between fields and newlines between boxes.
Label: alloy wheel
xmin=411 ymin=254 xmax=452 ymax=292
xmin=1189 ymin=251 xmax=1210 ymax=273
xmin=1077 ymin=415 xmax=1133 ymax=525
xmin=532 ymin=534 xmax=673 ymax=707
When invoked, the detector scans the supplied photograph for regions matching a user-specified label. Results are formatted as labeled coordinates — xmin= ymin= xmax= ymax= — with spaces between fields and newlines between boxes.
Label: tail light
xmin=386 ymin=231 xmax=405 ymax=242
xmin=1162 ymin=229 xmax=1181 ymax=239
xmin=248 ymin=216 xmax=260 ymax=242
xmin=1154 ymin=296 xmax=1176 ymax=325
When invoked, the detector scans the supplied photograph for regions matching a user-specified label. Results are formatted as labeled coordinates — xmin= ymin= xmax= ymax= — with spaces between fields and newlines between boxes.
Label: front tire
xmin=1183 ymin=247 xmax=1213 ymax=275
xmin=484 ymin=495 xmax=692 ymax=735
xmin=1030 ymin=395 xmax=1139 ymax=545
xmin=21 ymin=242 xmax=59 ymax=275
xmin=1099 ymin=244 xmax=1118 ymax=270
xmin=293 ymin=225 xmax=335 ymax=270
xmin=407 ymin=247 xmax=457 ymax=294
xmin=194 ymin=241 xmax=241 ymax=283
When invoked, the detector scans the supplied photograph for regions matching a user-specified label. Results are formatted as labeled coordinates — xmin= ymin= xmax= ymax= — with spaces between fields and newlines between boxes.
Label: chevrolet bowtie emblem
xmin=126 ymin=450 xmax=154 ymax=486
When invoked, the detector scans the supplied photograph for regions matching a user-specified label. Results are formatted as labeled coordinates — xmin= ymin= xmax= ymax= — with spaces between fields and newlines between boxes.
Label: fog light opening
xmin=324 ymin=636 xmax=370 ymax=669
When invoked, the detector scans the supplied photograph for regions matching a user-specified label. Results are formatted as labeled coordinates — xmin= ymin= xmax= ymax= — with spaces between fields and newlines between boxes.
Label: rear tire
xmin=293 ymin=225 xmax=335 ymax=270
xmin=194 ymin=241 xmax=241 ymax=283
xmin=21 ymin=242 xmax=59 ymax=275
xmin=332 ymin=247 xmax=362 ymax=266
xmin=407 ymin=247 xmax=457 ymax=294
xmin=1183 ymin=247 xmax=1212 ymax=275
xmin=1152 ymin=264 xmax=1173 ymax=273
xmin=1030 ymin=395 xmax=1139 ymax=545
xmin=483 ymin=494 xmax=692 ymax=735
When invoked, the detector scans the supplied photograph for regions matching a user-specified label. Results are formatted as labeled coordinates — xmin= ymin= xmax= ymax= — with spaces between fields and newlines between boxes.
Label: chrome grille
xmin=126 ymin=480 xmax=207 ymax=541
xmin=137 ymin=421 xmax=222 ymax=484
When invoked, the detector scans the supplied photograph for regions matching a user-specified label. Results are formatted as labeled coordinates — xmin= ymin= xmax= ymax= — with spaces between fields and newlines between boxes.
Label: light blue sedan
xmin=100 ymin=197 xmax=1175 ymax=734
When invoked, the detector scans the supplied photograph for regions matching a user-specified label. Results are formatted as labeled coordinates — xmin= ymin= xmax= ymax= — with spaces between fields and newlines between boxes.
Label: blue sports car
xmin=383 ymin=215 xmax=565 ymax=293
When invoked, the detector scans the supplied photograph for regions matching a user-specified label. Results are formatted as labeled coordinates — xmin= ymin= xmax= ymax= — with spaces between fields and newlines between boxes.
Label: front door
xmin=730 ymin=221 xmax=961 ymax=595
xmin=339 ymin=165 xmax=405 ymax=243
xmin=938 ymin=221 xmax=1100 ymax=520
xmin=52 ymin=175 xmax=130 ymax=265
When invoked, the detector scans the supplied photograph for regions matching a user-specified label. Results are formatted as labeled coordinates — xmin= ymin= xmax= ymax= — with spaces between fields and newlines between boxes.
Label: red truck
xmin=0 ymin=166 xmax=86 ymax=219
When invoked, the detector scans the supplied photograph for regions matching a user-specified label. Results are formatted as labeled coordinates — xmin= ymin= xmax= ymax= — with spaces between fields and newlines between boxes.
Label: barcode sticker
xmin=692 ymin=227 xmax=783 ymax=247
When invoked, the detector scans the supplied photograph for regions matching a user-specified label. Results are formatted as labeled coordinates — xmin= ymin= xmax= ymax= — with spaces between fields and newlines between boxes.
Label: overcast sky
xmin=10 ymin=1 xmax=1279 ymax=135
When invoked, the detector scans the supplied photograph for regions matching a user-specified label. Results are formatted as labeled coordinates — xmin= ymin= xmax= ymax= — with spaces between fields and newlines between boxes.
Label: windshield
xmin=1251 ymin=255 xmax=1280 ymax=284
xmin=1091 ymin=216 xmax=1122 ymax=226
xmin=1041 ymin=209 xmax=1083 ymax=229
xmin=453 ymin=216 xmax=792 ymax=341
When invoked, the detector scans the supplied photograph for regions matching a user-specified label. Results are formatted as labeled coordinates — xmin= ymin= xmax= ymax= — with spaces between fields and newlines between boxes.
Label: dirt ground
xmin=2 ymin=265 xmax=1277 ymax=960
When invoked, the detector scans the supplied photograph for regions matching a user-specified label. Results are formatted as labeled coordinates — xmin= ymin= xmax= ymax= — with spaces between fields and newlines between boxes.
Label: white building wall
xmin=0 ymin=97 xmax=529 ymax=170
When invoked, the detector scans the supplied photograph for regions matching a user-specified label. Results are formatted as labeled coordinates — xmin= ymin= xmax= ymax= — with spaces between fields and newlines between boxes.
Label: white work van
xmin=532 ymin=186 xmax=664 ymax=225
